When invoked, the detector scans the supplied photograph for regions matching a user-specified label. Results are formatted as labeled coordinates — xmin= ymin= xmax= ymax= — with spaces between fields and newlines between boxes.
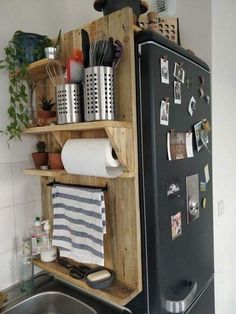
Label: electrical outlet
xmin=218 ymin=200 xmax=224 ymax=217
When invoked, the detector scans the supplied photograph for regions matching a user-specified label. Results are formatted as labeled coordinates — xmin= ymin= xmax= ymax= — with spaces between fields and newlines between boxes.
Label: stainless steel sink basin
xmin=3 ymin=291 xmax=97 ymax=314
xmin=0 ymin=274 xmax=131 ymax=314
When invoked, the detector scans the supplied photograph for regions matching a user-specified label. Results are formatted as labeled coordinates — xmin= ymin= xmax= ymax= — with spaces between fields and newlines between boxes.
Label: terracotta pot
xmin=48 ymin=153 xmax=64 ymax=170
xmin=32 ymin=152 xmax=48 ymax=169
xmin=37 ymin=111 xmax=57 ymax=126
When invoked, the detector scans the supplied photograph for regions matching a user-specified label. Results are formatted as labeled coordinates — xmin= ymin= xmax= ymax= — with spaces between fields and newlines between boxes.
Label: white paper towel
xmin=61 ymin=138 xmax=123 ymax=178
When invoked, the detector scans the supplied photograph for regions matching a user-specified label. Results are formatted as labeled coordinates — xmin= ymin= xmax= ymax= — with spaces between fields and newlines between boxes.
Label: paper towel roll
xmin=61 ymin=138 xmax=123 ymax=178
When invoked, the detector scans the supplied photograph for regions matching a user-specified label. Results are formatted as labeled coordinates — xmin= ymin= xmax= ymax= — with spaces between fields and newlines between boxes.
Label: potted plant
xmin=32 ymin=141 xmax=48 ymax=169
xmin=37 ymin=96 xmax=56 ymax=126
xmin=48 ymin=150 xmax=64 ymax=170
xmin=0 ymin=31 xmax=52 ymax=141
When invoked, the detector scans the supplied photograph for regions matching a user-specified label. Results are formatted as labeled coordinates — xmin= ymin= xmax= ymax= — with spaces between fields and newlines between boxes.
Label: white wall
xmin=174 ymin=1 xmax=236 ymax=313
xmin=0 ymin=0 xmax=100 ymax=290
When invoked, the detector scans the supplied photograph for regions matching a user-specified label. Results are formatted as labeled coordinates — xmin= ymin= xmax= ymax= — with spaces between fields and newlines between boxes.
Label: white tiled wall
xmin=0 ymin=158 xmax=42 ymax=289
xmin=0 ymin=0 xmax=100 ymax=290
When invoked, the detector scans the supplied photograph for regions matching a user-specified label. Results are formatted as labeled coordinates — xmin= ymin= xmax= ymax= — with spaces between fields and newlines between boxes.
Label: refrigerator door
xmin=185 ymin=277 xmax=214 ymax=314
xmin=136 ymin=31 xmax=214 ymax=314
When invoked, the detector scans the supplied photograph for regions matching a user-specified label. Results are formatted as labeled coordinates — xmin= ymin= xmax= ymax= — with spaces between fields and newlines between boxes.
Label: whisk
xmin=46 ymin=60 xmax=64 ymax=87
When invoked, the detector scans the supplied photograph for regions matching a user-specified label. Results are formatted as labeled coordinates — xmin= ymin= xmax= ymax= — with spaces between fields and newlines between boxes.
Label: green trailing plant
xmin=39 ymin=96 xmax=55 ymax=111
xmin=0 ymin=31 xmax=52 ymax=141
xmin=36 ymin=141 xmax=46 ymax=153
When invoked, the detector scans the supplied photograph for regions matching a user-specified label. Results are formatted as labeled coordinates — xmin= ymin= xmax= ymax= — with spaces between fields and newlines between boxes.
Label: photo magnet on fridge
xmin=188 ymin=96 xmax=196 ymax=116
xmin=186 ymin=174 xmax=200 ymax=224
xmin=174 ymin=80 xmax=181 ymax=104
xmin=171 ymin=211 xmax=182 ymax=240
xmin=160 ymin=58 xmax=169 ymax=84
xmin=160 ymin=100 xmax=170 ymax=126
xmin=167 ymin=132 xmax=194 ymax=160
xmin=174 ymin=62 xmax=185 ymax=83
xmin=194 ymin=121 xmax=204 ymax=151
xmin=204 ymin=164 xmax=210 ymax=183
xmin=167 ymin=178 xmax=181 ymax=199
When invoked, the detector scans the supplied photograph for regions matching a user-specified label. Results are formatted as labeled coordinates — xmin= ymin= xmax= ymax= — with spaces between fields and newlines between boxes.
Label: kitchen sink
xmin=3 ymin=291 xmax=96 ymax=314
xmin=0 ymin=274 xmax=131 ymax=314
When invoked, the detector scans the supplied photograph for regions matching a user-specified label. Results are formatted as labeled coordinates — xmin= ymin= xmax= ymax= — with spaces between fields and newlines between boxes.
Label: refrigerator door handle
xmin=165 ymin=281 xmax=197 ymax=313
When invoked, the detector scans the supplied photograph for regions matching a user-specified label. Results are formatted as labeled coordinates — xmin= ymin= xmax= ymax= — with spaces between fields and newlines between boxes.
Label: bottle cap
xmin=34 ymin=216 xmax=41 ymax=227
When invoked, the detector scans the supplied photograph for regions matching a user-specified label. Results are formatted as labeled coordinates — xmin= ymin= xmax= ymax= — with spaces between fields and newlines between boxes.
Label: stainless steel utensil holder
xmin=56 ymin=83 xmax=83 ymax=124
xmin=84 ymin=66 xmax=115 ymax=121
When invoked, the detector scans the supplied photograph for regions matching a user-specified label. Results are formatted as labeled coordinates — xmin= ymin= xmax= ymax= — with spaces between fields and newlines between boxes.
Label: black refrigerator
xmin=128 ymin=31 xmax=214 ymax=314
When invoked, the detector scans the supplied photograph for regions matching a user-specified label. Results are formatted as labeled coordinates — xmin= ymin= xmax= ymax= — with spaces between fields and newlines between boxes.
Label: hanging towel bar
xmin=47 ymin=180 xmax=108 ymax=192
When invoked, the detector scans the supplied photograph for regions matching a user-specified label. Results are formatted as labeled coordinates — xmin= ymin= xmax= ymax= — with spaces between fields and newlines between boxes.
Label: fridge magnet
xmin=171 ymin=212 xmax=182 ymax=240
xmin=188 ymin=96 xmax=196 ymax=116
xmin=186 ymin=76 xmax=192 ymax=89
xmin=160 ymin=99 xmax=170 ymax=126
xmin=174 ymin=62 xmax=185 ymax=84
xmin=200 ymin=181 xmax=207 ymax=192
xmin=186 ymin=174 xmax=200 ymax=224
xmin=204 ymin=164 xmax=210 ymax=183
xmin=167 ymin=178 xmax=181 ymax=199
xmin=205 ymin=95 xmax=211 ymax=104
xmin=160 ymin=57 xmax=169 ymax=84
xmin=167 ymin=131 xmax=194 ymax=160
xmin=199 ymin=76 xmax=205 ymax=85
xmin=194 ymin=121 xmax=204 ymax=151
xmin=202 ymin=197 xmax=207 ymax=209
xmin=186 ymin=132 xmax=194 ymax=158
xmin=174 ymin=80 xmax=181 ymax=104
xmin=199 ymin=87 xmax=205 ymax=98
xmin=167 ymin=132 xmax=187 ymax=160
xmin=200 ymin=119 xmax=211 ymax=152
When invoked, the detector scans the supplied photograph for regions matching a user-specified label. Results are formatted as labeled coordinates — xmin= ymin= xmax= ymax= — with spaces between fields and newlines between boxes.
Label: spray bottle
xmin=40 ymin=220 xmax=57 ymax=262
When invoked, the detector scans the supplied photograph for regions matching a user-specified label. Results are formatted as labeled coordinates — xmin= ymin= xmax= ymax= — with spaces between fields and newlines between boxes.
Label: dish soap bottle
xmin=19 ymin=237 xmax=34 ymax=292
xmin=40 ymin=220 xmax=57 ymax=262
xmin=31 ymin=217 xmax=46 ymax=256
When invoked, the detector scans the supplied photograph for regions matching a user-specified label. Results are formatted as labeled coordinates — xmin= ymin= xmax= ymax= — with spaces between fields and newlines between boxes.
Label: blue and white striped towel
xmin=52 ymin=184 xmax=106 ymax=266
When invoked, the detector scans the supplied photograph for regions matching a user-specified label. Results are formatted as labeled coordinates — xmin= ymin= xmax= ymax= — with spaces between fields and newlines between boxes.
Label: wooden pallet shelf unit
xmin=23 ymin=8 xmax=141 ymax=306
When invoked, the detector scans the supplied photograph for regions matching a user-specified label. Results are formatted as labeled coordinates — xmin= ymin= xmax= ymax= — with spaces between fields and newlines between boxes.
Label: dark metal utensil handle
xmin=165 ymin=281 xmax=197 ymax=313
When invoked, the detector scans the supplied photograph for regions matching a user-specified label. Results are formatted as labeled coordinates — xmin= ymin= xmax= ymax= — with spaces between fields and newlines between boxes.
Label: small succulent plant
xmin=36 ymin=141 xmax=46 ymax=153
xmin=39 ymin=96 xmax=55 ymax=111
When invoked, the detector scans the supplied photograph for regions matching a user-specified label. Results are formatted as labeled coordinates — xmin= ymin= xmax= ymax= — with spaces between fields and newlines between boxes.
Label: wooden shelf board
xmin=23 ymin=121 xmax=132 ymax=134
xmin=27 ymin=58 xmax=65 ymax=81
xmin=23 ymin=168 xmax=134 ymax=179
xmin=23 ymin=169 xmax=66 ymax=177
xmin=33 ymin=259 xmax=139 ymax=306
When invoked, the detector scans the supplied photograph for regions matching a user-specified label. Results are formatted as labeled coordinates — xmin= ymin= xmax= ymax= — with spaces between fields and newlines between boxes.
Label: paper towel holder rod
xmin=47 ymin=180 xmax=108 ymax=192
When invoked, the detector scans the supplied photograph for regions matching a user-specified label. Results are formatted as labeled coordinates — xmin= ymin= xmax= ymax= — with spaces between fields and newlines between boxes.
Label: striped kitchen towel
xmin=52 ymin=184 xmax=106 ymax=266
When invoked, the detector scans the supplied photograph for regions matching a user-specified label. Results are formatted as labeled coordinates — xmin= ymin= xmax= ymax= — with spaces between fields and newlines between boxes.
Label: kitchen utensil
xmin=46 ymin=60 xmax=64 ymax=87
xmin=44 ymin=47 xmax=59 ymax=60
xmin=113 ymin=39 xmax=123 ymax=69
xmin=81 ymin=29 xmax=90 ymax=68
xmin=84 ymin=66 xmax=114 ymax=121
xmin=102 ymin=37 xmax=114 ymax=67
xmin=56 ymin=83 xmax=83 ymax=124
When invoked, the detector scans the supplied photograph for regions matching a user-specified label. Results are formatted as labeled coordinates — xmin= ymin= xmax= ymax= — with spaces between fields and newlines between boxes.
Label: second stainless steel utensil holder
xmin=56 ymin=83 xmax=83 ymax=124
xmin=84 ymin=66 xmax=115 ymax=121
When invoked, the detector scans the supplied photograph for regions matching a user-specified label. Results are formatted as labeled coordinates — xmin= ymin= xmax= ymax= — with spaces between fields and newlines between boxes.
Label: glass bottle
xmin=19 ymin=237 xmax=34 ymax=292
